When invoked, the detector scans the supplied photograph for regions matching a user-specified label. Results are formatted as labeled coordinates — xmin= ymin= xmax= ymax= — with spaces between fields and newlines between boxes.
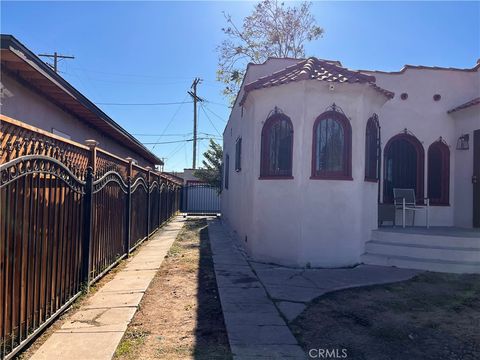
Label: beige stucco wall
xmin=222 ymin=59 xmax=480 ymax=269
xmin=223 ymin=77 xmax=388 ymax=267
xmin=373 ymin=68 xmax=480 ymax=227
xmin=451 ymin=106 xmax=480 ymax=227
xmin=0 ymin=71 xmax=154 ymax=167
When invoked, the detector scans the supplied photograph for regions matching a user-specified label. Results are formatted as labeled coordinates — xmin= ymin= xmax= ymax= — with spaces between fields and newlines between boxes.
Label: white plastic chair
xmin=393 ymin=188 xmax=429 ymax=228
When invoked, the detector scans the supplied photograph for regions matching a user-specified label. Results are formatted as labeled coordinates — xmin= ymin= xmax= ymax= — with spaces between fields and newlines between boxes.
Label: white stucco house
xmin=221 ymin=57 xmax=480 ymax=273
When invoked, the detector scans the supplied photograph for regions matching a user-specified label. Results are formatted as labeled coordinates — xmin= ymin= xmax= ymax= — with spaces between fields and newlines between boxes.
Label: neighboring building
xmin=177 ymin=168 xmax=207 ymax=185
xmin=0 ymin=34 xmax=161 ymax=168
xmin=221 ymin=57 xmax=480 ymax=269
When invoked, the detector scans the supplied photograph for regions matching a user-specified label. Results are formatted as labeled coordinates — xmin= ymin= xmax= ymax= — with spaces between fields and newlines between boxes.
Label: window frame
xmin=428 ymin=140 xmax=450 ymax=206
xmin=311 ymin=110 xmax=352 ymax=180
xmin=364 ymin=116 xmax=380 ymax=182
xmin=235 ymin=137 xmax=242 ymax=172
xmin=224 ymin=154 xmax=229 ymax=189
xmin=383 ymin=133 xmax=425 ymax=204
xmin=259 ymin=113 xmax=294 ymax=179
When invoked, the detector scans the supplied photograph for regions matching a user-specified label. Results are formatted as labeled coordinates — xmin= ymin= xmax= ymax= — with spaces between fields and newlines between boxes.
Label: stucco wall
xmin=451 ymin=107 xmax=480 ymax=227
xmin=373 ymin=68 xmax=479 ymax=227
xmin=0 ymin=71 xmax=154 ymax=167
xmin=222 ymin=59 xmax=479 ymax=268
xmin=223 ymin=78 xmax=388 ymax=267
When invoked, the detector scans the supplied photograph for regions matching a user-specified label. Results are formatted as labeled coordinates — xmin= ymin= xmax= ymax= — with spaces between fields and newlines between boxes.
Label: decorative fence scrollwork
xmin=0 ymin=117 xmax=182 ymax=360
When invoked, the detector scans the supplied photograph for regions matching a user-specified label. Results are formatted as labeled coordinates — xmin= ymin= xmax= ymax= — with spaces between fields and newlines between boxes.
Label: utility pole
xmin=38 ymin=52 xmax=75 ymax=73
xmin=188 ymin=78 xmax=203 ymax=169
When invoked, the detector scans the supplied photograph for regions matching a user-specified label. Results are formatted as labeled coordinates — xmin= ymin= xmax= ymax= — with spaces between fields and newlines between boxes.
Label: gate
xmin=181 ymin=184 xmax=220 ymax=215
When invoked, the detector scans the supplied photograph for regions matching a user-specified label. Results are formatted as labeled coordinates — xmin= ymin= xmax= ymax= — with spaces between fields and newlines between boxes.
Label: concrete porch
xmin=362 ymin=226 xmax=480 ymax=274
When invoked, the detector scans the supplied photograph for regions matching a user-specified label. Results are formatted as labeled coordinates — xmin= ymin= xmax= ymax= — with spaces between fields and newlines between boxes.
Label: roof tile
xmin=240 ymin=57 xmax=394 ymax=105
xmin=447 ymin=97 xmax=480 ymax=114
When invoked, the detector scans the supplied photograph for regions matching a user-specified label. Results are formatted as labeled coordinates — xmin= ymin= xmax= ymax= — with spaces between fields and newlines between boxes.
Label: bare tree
xmin=217 ymin=0 xmax=324 ymax=103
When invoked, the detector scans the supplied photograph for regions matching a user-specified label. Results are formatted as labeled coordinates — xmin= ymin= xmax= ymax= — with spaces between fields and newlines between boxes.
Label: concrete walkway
xmin=208 ymin=220 xmax=306 ymax=360
xmin=208 ymin=219 xmax=421 ymax=359
xmin=31 ymin=217 xmax=184 ymax=360
xmin=251 ymin=262 xmax=420 ymax=322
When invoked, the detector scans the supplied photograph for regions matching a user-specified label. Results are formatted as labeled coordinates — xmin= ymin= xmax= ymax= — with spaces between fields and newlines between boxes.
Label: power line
xmin=38 ymin=52 xmax=75 ymax=73
xmin=202 ymin=104 xmax=227 ymax=123
xmin=133 ymin=132 xmax=192 ymax=137
xmin=142 ymin=136 xmax=221 ymax=145
xmin=151 ymin=94 xmax=190 ymax=149
xmin=95 ymin=100 xmax=193 ymax=106
xmin=200 ymin=103 xmax=221 ymax=136
xmin=205 ymin=100 xmax=231 ymax=107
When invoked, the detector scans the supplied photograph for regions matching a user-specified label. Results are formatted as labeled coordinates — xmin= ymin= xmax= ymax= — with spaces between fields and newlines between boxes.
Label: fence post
xmin=158 ymin=179 xmax=162 ymax=227
xmin=85 ymin=139 xmax=98 ymax=176
xmin=82 ymin=140 xmax=98 ymax=292
xmin=82 ymin=167 xmax=93 ymax=291
xmin=146 ymin=168 xmax=151 ymax=239
xmin=125 ymin=158 xmax=134 ymax=257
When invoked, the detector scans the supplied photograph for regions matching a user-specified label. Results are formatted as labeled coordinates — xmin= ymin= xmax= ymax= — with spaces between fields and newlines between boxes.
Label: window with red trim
xmin=428 ymin=140 xmax=450 ymax=205
xmin=311 ymin=110 xmax=352 ymax=180
xmin=365 ymin=116 xmax=380 ymax=181
xmin=260 ymin=114 xmax=293 ymax=178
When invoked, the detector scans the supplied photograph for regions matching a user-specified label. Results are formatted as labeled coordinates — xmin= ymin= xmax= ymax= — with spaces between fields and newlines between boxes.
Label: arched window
xmin=383 ymin=133 xmax=424 ymax=203
xmin=311 ymin=110 xmax=352 ymax=180
xmin=428 ymin=140 xmax=450 ymax=205
xmin=365 ymin=116 xmax=380 ymax=181
xmin=260 ymin=113 xmax=293 ymax=178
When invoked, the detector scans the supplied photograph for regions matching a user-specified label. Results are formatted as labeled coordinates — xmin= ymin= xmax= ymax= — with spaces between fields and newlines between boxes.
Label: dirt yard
xmin=114 ymin=219 xmax=231 ymax=360
xmin=291 ymin=272 xmax=480 ymax=360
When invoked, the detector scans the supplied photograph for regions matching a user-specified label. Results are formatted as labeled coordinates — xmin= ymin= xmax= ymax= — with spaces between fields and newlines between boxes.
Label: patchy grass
xmin=291 ymin=272 xmax=480 ymax=360
xmin=115 ymin=328 xmax=150 ymax=357
xmin=114 ymin=219 xmax=231 ymax=360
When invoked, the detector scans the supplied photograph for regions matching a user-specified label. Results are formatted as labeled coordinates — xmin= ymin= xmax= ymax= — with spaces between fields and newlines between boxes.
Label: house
xmin=221 ymin=57 xmax=480 ymax=271
xmin=0 ymin=34 xmax=161 ymax=168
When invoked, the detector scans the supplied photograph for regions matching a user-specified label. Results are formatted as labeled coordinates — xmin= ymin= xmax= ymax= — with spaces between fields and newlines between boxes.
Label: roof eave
xmin=0 ymin=34 xmax=162 ymax=165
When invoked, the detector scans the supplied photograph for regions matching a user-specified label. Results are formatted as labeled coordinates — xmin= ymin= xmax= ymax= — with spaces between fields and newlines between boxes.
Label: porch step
xmin=361 ymin=253 xmax=480 ymax=274
xmin=363 ymin=229 xmax=480 ymax=274
xmin=371 ymin=229 xmax=480 ymax=249
xmin=365 ymin=241 xmax=480 ymax=262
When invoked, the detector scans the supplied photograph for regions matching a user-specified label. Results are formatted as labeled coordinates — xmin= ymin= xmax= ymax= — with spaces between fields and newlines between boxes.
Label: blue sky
xmin=1 ymin=1 xmax=479 ymax=171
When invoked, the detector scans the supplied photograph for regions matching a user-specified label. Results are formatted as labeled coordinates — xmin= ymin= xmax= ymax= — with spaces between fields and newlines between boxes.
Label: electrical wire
xmin=202 ymin=103 xmax=228 ymax=123
xmin=95 ymin=100 xmax=193 ymax=106
xmin=142 ymin=136 xmax=221 ymax=145
xmin=200 ymin=103 xmax=222 ymax=136
xmin=152 ymin=94 xmax=190 ymax=149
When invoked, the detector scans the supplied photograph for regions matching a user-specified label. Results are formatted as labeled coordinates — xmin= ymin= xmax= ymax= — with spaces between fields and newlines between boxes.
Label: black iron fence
xmin=0 ymin=116 xmax=181 ymax=359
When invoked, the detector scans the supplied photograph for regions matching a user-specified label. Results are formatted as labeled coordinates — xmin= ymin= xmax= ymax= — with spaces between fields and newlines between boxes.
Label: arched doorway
xmin=383 ymin=133 xmax=424 ymax=203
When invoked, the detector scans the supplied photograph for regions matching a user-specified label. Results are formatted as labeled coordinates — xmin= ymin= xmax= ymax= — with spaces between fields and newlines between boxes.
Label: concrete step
xmin=365 ymin=240 xmax=480 ymax=263
xmin=371 ymin=230 xmax=480 ymax=249
xmin=361 ymin=253 xmax=480 ymax=274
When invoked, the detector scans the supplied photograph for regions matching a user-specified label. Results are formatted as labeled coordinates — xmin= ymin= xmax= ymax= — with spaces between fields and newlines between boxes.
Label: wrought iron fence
xmin=0 ymin=116 xmax=181 ymax=359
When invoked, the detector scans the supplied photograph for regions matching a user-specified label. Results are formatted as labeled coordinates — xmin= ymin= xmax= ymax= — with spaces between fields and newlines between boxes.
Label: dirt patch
xmin=114 ymin=219 xmax=231 ymax=360
xmin=291 ymin=272 xmax=480 ymax=360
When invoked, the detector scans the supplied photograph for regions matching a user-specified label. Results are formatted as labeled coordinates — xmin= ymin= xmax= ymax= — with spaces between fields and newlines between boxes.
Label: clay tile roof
xmin=239 ymin=57 xmax=394 ymax=105
xmin=447 ymin=97 xmax=480 ymax=114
